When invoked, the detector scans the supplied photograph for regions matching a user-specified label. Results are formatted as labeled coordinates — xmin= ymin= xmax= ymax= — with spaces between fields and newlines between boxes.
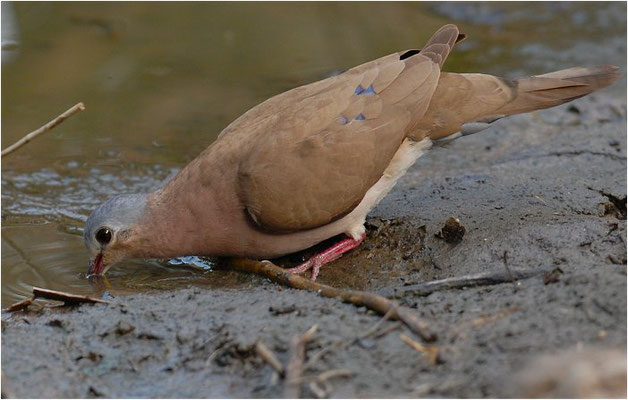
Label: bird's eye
xmin=95 ymin=228 xmax=113 ymax=245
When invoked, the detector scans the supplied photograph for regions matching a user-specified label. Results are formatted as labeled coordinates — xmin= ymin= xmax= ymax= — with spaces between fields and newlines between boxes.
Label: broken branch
xmin=378 ymin=266 xmax=555 ymax=298
xmin=3 ymin=287 xmax=107 ymax=313
xmin=309 ymin=381 xmax=327 ymax=399
xmin=294 ymin=369 xmax=353 ymax=398
xmin=2 ymin=102 xmax=85 ymax=157
xmin=284 ymin=324 xmax=317 ymax=399
xmin=3 ymin=296 xmax=34 ymax=313
xmin=31 ymin=287 xmax=108 ymax=305
xmin=360 ymin=303 xmax=398 ymax=339
xmin=256 ymin=341 xmax=285 ymax=377
xmin=400 ymin=334 xmax=441 ymax=365
xmin=471 ymin=306 xmax=519 ymax=327
xmin=371 ymin=321 xmax=402 ymax=339
xmin=228 ymin=259 xmax=436 ymax=342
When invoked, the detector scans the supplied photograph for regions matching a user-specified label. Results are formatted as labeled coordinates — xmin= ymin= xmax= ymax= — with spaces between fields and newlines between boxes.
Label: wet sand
xmin=2 ymin=93 xmax=626 ymax=398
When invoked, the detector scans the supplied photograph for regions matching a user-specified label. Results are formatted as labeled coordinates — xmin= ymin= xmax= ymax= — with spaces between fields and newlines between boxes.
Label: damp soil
xmin=2 ymin=93 xmax=626 ymax=398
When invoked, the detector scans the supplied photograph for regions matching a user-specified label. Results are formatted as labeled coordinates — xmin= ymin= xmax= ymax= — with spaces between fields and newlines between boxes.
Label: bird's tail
xmin=425 ymin=65 xmax=620 ymax=144
xmin=494 ymin=65 xmax=621 ymax=116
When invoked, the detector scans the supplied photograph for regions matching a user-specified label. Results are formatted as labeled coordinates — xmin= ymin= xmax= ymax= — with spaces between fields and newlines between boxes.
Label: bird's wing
xmin=230 ymin=25 xmax=460 ymax=232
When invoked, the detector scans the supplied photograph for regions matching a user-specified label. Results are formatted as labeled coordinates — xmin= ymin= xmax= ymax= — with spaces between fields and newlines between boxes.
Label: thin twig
xmin=284 ymin=325 xmax=317 ymax=399
xmin=471 ymin=306 xmax=519 ymax=327
xmin=371 ymin=321 xmax=402 ymax=339
xmin=4 ymin=287 xmax=107 ymax=313
xmin=205 ymin=343 xmax=228 ymax=366
xmin=317 ymin=369 xmax=353 ymax=382
xmin=501 ymin=250 xmax=520 ymax=292
xmin=378 ymin=266 xmax=555 ymax=298
xmin=293 ymin=369 xmax=353 ymax=398
xmin=32 ymin=287 xmax=108 ymax=305
xmin=309 ymin=381 xmax=327 ymax=399
xmin=1 ymin=102 xmax=85 ymax=157
xmin=450 ymin=306 xmax=520 ymax=343
xmin=256 ymin=341 xmax=285 ymax=377
xmin=3 ymin=295 xmax=34 ymax=313
xmin=303 ymin=340 xmax=343 ymax=370
xmin=360 ymin=303 xmax=398 ymax=339
xmin=290 ymin=369 xmax=349 ymax=384
xmin=292 ymin=369 xmax=354 ymax=385
xmin=303 ymin=308 xmax=395 ymax=370
xmin=303 ymin=308 xmax=400 ymax=371
xmin=229 ymin=259 xmax=436 ymax=342
xmin=400 ymin=334 xmax=441 ymax=365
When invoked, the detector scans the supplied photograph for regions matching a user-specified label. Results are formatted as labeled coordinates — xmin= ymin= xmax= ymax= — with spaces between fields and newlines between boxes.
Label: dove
xmin=84 ymin=24 xmax=619 ymax=280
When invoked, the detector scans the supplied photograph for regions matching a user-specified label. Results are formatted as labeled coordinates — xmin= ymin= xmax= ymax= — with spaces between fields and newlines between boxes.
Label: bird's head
xmin=84 ymin=193 xmax=148 ymax=277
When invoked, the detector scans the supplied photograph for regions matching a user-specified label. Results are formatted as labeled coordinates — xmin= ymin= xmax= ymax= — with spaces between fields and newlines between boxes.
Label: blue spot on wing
xmin=355 ymin=84 xmax=375 ymax=95
xmin=362 ymin=84 xmax=375 ymax=94
xmin=355 ymin=113 xmax=366 ymax=120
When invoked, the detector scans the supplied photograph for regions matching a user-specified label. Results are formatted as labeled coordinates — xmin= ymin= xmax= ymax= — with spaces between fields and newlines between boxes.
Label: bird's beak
xmin=87 ymin=253 xmax=105 ymax=277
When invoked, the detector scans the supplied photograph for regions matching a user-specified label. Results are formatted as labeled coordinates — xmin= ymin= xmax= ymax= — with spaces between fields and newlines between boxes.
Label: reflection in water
xmin=2 ymin=223 xmax=90 ymax=307
xmin=1 ymin=2 xmax=626 ymax=308
xmin=1 ymin=2 xmax=20 ymax=64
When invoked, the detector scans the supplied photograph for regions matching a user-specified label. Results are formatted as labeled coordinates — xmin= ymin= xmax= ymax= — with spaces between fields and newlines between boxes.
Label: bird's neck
xmin=129 ymin=177 xmax=238 ymax=260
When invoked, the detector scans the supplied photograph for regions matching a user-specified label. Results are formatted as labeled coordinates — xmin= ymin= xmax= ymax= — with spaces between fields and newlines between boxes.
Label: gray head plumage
xmin=84 ymin=193 xmax=148 ymax=253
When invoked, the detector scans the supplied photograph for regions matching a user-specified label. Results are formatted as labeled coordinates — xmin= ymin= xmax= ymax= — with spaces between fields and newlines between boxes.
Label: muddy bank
xmin=2 ymin=93 xmax=626 ymax=398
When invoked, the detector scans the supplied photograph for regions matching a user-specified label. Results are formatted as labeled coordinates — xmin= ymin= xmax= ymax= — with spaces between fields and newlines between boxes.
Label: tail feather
xmin=495 ymin=65 xmax=620 ymax=116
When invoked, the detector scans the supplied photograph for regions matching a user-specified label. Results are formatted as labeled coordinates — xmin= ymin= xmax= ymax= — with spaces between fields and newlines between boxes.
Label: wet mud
xmin=2 ymin=93 xmax=626 ymax=398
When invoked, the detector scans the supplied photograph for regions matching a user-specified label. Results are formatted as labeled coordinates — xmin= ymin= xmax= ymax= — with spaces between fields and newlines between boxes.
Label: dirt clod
xmin=543 ymin=267 xmax=564 ymax=285
xmin=435 ymin=217 xmax=466 ymax=244
xmin=598 ymin=192 xmax=627 ymax=220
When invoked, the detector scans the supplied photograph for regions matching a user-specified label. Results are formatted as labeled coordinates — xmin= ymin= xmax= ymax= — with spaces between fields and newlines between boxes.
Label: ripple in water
xmin=2 ymin=163 xmax=178 ymax=225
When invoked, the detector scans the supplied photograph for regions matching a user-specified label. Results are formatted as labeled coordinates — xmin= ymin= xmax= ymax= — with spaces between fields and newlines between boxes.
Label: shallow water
xmin=2 ymin=2 xmax=626 ymax=308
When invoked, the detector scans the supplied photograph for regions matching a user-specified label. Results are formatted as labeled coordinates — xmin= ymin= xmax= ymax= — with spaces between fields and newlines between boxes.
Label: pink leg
xmin=287 ymin=233 xmax=366 ymax=281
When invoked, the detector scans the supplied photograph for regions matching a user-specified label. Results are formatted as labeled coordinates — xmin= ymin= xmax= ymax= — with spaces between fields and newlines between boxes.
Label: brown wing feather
xmin=234 ymin=25 xmax=460 ymax=232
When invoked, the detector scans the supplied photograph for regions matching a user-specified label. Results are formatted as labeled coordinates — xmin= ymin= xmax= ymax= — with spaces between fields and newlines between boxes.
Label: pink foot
xmin=287 ymin=233 xmax=366 ymax=281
